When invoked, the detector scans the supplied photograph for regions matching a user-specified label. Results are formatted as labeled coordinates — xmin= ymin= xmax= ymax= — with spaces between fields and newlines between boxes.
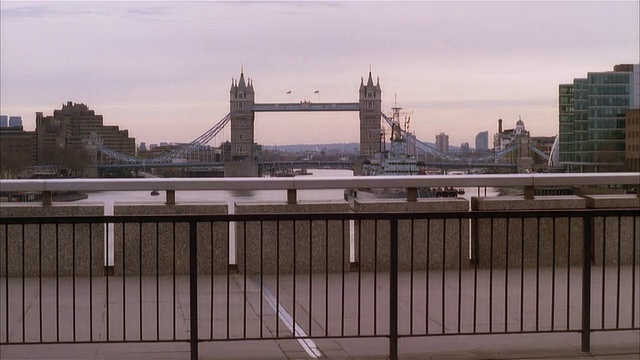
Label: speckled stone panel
xmin=585 ymin=195 xmax=640 ymax=266
xmin=350 ymin=198 xmax=470 ymax=272
xmin=113 ymin=203 xmax=228 ymax=276
xmin=471 ymin=196 xmax=585 ymax=268
xmin=235 ymin=201 xmax=350 ymax=275
xmin=0 ymin=204 xmax=104 ymax=277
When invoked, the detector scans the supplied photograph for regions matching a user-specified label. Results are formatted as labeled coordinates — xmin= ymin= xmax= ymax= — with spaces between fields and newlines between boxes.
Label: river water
xmin=75 ymin=169 xmax=498 ymax=265
xmin=76 ymin=169 xmax=498 ymax=207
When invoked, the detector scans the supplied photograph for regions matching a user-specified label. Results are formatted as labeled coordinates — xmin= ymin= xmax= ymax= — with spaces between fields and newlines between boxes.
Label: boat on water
xmin=150 ymin=190 xmax=160 ymax=196
xmin=346 ymin=106 xmax=463 ymax=200
xmin=274 ymin=170 xmax=295 ymax=177
xmin=294 ymin=169 xmax=313 ymax=176
xmin=273 ymin=169 xmax=312 ymax=177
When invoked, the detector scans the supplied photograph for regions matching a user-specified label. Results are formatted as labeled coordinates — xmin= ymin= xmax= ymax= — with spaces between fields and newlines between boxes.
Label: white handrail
xmin=1 ymin=173 xmax=638 ymax=193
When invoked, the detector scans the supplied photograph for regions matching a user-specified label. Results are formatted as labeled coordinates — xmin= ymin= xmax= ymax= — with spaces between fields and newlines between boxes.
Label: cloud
xmin=1 ymin=1 xmax=637 ymax=145
xmin=0 ymin=3 xmax=110 ymax=19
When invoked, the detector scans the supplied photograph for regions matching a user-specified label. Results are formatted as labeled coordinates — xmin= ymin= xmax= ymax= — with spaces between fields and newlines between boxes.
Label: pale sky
xmin=1 ymin=1 xmax=639 ymax=148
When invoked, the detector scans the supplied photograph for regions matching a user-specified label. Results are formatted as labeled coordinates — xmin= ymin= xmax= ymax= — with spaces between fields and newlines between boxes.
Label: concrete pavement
xmin=1 ymin=266 xmax=638 ymax=359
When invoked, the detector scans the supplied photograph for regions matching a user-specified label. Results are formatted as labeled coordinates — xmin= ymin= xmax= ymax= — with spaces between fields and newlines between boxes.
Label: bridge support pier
xmin=224 ymin=162 xmax=259 ymax=177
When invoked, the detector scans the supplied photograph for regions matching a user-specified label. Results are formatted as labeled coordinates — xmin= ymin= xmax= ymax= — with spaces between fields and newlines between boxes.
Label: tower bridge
xmin=95 ymin=70 xmax=533 ymax=176
xmin=251 ymin=102 xmax=361 ymax=112
xmin=226 ymin=70 xmax=381 ymax=176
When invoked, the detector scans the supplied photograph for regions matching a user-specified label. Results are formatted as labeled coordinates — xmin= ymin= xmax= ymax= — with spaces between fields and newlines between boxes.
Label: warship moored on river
xmin=345 ymin=106 xmax=463 ymax=200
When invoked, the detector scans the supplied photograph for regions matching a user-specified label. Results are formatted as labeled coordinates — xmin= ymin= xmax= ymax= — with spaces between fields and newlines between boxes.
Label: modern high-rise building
xmin=559 ymin=64 xmax=640 ymax=172
xmin=460 ymin=142 xmax=470 ymax=152
xmin=435 ymin=132 xmax=449 ymax=153
xmin=0 ymin=115 xmax=7 ymax=127
xmin=8 ymin=116 xmax=22 ymax=127
xmin=475 ymin=131 xmax=489 ymax=150
xmin=405 ymin=132 xmax=417 ymax=156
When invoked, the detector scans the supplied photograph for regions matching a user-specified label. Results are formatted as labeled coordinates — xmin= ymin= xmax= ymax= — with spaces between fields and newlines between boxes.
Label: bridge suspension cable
xmin=529 ymin=145 xmax=550 ymax=161
xmin=380 ymin=111 xmax=518 ymax=163
xmin=98 ymin=113 xmax=231 ymax=164
xmin=380 ymin=112 xmax=451 ymax=159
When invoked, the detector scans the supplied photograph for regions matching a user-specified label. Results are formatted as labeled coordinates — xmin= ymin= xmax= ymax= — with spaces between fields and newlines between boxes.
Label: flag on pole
xmin=314 ymin=90 xmax=319 ymax=94
xmin=286 ymin=90 xmax=291 ymax=94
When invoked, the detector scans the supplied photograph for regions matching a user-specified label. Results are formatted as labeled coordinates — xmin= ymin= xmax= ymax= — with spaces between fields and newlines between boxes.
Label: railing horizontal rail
xmin=1 ymin=173 xmax=639 ymax=192
xmin=1 ymin=208 xmax=638 ymax=225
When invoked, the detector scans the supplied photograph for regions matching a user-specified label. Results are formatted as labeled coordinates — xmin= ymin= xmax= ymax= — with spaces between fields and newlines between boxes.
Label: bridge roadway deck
xmin=1 ymin=267 xmax=638 ymax=359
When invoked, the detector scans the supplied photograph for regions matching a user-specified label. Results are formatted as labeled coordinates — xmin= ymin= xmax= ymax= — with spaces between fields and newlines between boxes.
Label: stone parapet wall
xmin=113 ymin=203 xmax=228 ymax=276
xmin=350 ymin=198 xmax=470 ymax=271
xmin=0 ymin=204 xmax=104 ymax=277
xmin=2 ymin=195 xmax=638 ymax=278
xmin=235 ymin=201 xmax=350 ymax=275
xmin=471 ymin=196 xmax=585 ymax=268
xmin=585 ymin=195 xmax=640 ymax=266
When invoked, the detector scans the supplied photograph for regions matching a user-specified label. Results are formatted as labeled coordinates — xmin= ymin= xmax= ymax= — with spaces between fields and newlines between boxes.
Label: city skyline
xmin=1 ymin=1 xmax=638 ymax=147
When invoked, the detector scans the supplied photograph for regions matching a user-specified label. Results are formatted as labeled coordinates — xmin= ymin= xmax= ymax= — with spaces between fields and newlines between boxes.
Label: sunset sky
xmin=1 ymin=1 xmax=638 ymax=147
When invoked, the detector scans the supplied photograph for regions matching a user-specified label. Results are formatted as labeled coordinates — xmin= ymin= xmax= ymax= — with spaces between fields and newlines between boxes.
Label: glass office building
xmin=475 ymin=131 xmax=489 ymax=151
xmin=558 ymin=64 xmax=640 ymax=172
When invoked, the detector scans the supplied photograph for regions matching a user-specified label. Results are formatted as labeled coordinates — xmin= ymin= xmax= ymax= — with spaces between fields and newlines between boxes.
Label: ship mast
xmin=386 ymin=94 xmax=415 ymax=157
xmin=390 ymin=94 xmax=403 ymax=141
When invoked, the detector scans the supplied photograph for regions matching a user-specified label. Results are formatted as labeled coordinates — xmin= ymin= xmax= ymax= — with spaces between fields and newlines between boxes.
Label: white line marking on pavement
xmin=260 ymin=281 xmax=322 ymax=358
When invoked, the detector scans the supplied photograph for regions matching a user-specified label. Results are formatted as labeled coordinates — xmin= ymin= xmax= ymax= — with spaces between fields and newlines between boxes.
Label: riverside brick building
xmin=36 ymin=101 xmax=136 ymax=165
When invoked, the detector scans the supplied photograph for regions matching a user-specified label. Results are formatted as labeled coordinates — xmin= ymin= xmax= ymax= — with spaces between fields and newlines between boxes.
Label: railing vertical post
xmin=389 ymin=218 xmax=398 ymax=360
xmin=581 ymin=213 xmax=593 ymax=352
xmin=189 ymin=221 xmax=199 ymax=359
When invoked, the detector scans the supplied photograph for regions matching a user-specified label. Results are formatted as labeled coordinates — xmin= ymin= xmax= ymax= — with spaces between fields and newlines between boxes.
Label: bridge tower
xmin=225 ymin=70 xmax=259 ymax=177
xmin=359 ymin=72 xmax=382 ymax=158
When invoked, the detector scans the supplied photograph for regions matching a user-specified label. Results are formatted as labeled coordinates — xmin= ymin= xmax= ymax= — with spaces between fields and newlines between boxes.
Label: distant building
xmin=139 ymin=143 xmax=180 ymax=159
xmin=475 ymin=131 xmax=489 ymax=151
xmin=0 ymin=115 xmax=7 ymax=127
xmin=8 ymin=116 xmax=22 ymax=127
xmin=626 ymin=108 xmax=640 ymax=172
xmin=435 ymin=132 xmax=449 ymax=153
xmin=494 ymin=117 xmax=531 ymax=166
xmin=221 ymin=141 xmax=232 ymax=162
xmin=559 ymin=63 xmax=640 ymax=172
xmin=530 ymin=136 xmax=556 ymax=165
xmin=460 ymin=142 xmax=470 ymax=152
xmin=36 ymin=101 xmax=136 ymax=165
xmin=405 ymin=132 xmax=417 ymax=157
xmin=138 ymin=142 xmax=220 ymax=163
xmin=0 ymin=126 xmax=37 ymax=177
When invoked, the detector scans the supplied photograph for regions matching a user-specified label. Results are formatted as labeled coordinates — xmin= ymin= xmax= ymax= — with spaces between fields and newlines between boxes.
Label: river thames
xmin=75 ymin=169 xmax=499 ymax=265
xmin=76 ymin=169 xmax=499 ymax=208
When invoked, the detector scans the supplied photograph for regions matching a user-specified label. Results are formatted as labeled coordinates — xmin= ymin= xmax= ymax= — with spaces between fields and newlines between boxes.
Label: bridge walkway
xmin=1 ymin=267 xmax=638 ymax=359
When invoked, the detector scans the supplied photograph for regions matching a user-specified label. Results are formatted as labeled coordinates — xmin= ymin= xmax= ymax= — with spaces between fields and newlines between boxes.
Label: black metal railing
xmin=1 ymin=209 xmax=638 ymax=359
